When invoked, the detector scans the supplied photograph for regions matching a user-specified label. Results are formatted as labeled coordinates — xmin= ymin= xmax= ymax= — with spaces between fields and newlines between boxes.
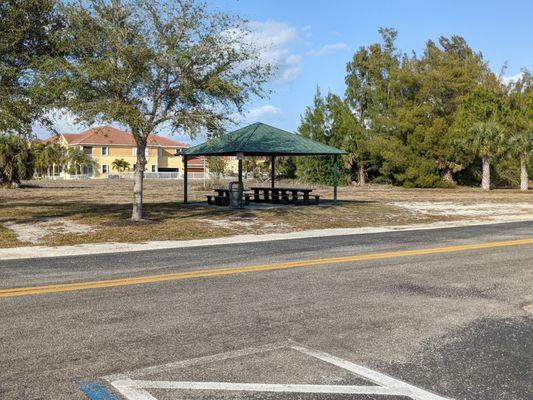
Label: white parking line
xmin=104 ymin=341 xmax=288 ymax=382
xmin=113 ymin=380 xmax=404 ymax=395
xmin=293 ymin=345 xmax=449 ymax=400
xmin=111 ymin=378 xmax=157 ymax=400
xmin=107 ymin=342 xmax=452 ymax=400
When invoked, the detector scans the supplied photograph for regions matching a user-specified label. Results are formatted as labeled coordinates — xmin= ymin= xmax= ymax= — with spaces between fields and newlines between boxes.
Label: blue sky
xmin=36 ymin=0 xmax=533 ymax=143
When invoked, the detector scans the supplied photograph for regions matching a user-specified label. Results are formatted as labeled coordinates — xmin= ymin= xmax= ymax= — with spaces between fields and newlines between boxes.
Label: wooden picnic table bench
xmin=206 ymin=188 xmax=251 ymax=206
xmin=213 ymin=188 xmax=229 ymax=197
xmin=207 ymin=187 xmax=319 ymax=207
xmin=249 ymin=187 xmax=319 ymax=205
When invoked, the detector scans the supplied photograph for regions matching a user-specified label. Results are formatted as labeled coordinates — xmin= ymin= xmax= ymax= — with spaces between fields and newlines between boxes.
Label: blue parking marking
xmin=79 ymin=380 xmax=118 ymax=400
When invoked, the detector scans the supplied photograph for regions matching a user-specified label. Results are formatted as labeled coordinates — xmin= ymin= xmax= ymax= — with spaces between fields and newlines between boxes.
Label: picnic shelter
xmin=181 ymin=122 xmax=345 ymax=207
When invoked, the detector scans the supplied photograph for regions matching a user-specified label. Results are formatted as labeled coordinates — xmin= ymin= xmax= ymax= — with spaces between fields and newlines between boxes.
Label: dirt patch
xmin=392 ymin=202 xmax=533 ymax=217
xmin=1 ymin=217 xmax=93 ymax=245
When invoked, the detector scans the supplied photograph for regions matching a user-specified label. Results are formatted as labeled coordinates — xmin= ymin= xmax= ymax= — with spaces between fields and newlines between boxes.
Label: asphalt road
xmin=0 ymin=221 xmax=532 ymax=400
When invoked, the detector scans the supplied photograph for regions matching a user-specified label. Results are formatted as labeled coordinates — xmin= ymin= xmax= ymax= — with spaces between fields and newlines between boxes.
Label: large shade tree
xmin=52 ymin=0 xmax=270 ymax=220
xmin=0 ymin=0 xmax=62 ymax=136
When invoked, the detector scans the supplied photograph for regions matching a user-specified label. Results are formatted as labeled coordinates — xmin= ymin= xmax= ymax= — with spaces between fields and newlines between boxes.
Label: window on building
xmin=151 ymin=165 xmax=157 ymax=173
xmin=101 ymin=146 xmax=109 ymax=156
xmin=102 ymin=165 xmax=109 ymax=174
xmin=158 ymin=148 xmax=163 ymax=157
xmin=132 ymin=147 xmax=150 ymax=157
xmin=83 ymin=165 xmax=93 ymax=176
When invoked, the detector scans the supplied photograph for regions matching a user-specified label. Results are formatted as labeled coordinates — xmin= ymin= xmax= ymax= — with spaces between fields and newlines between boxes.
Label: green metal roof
xmin=183 ymin=122 xmax=345 ymax=156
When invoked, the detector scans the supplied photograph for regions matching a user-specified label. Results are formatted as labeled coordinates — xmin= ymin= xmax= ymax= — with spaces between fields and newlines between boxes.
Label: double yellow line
xmin=1 ymin=238 xmax=532 ymax=298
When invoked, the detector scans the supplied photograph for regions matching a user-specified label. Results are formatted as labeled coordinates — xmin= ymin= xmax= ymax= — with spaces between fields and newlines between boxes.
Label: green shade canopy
xmin=183 ymin=122 xmax=345 ymax=156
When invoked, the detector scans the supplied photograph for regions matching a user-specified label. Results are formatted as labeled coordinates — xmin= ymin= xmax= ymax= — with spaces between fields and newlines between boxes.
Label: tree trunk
xmin=481 ymin=156 xmax=490 ymax=191
xmin=358 ymin=163 xmax=366 ymax=186
xmin=520 ymin=157 xmax=529 ymax=191
xmin=132 ymin=142 xmax=147 ymax=221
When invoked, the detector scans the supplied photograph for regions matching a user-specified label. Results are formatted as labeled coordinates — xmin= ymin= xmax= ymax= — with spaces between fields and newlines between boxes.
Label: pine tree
xmin=296 ymin=88 xmax=341 ymax=184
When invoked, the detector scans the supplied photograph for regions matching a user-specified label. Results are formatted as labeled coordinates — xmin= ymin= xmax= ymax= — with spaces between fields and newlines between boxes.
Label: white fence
xmin=39 ymin=171 xmax=239 ymax=181
xmin=108 ymin=172 xmax=235 ymax=181
xmin=112 ymin=172 xmax=181 ymax=180
xmin=112 ymin=171 xmax=236 ymax=180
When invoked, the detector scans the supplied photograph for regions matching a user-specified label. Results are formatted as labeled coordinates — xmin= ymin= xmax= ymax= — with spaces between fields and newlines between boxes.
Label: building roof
xmin=183 ymin=122 xmax=345 ymax=156
xmin=57 ymin=126 xmax=187 ymax=147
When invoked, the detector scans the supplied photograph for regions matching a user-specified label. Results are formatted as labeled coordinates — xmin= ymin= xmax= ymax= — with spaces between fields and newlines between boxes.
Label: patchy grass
xmin=0 ymin=225 xmax=21 ymax=248
xmin=0 ymin=179 xmax=531 ymax=248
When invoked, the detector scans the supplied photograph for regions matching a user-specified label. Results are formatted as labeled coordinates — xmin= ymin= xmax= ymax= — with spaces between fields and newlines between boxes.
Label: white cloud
xmin=308 ymin=42 xmax=348 ymax=56
xmin=236 ymin=104 xmax=282 ymax=125
xmin=248 ymin=21 xmax=303 ymax=85
xmin=500 ymin=72 xmax=524 ymax=86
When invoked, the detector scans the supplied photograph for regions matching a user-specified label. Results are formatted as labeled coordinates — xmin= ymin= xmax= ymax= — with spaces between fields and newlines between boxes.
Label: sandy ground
xmin=1 ymin=217 xmax=93 ymax=244
xmin=0 ymin=179 xmax=531 ymax=247
xmin=392 ymin=202 xmax=533 ymax=217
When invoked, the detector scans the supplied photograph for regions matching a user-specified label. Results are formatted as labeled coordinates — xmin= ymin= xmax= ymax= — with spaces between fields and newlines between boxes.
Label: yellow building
xmin=47 ymin=126 xmax=188 ymax=178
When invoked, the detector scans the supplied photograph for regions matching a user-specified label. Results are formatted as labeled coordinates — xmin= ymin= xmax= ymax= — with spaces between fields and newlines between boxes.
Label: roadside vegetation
xmin=0 ymin=179 xmax=532 ymax=248
xmin=294 ymin=29 xmax=532 ymax=191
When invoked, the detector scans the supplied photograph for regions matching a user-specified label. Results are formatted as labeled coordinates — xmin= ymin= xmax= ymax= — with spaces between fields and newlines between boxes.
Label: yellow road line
xmin=1 ymin=238 xmax=532 ymax=298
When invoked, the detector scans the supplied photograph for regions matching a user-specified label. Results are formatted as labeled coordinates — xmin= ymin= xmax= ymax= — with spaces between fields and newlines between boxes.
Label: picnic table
xmin=206 ymin=190 xmax=228 ymax=206
xmin=214 ymin=188 xmax=229 ymax=197
xmin=249 ymin=187 xmax=319 ymax=205
xmin=206 ymin=188 xmax=251 ymax=206
xmin=206 ymin=187 xmax=320 ymax=206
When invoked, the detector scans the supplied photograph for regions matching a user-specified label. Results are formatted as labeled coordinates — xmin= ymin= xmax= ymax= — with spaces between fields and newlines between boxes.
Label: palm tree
xmin=467 ymin=121 xmax=505 ymax=190
xmin=32 ymin=142 xmax=48 ymax=176
xmin=33 ymin=142 xmax=65 ymax=177
xmin=0 ymin=136 xmax=34 ymax=187
xmin=508 ymin=132 xmax=532 ymax=191
xmin=67 ymin=147 xmax=97 ymax=175
xmin=111 ymin=158 xmax=131 ymax=172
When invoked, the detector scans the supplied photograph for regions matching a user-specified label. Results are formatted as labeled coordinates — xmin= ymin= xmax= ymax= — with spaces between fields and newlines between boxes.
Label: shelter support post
xmin=271 ymin=155 xmax=275 ymax=188
xmin=238 ymin=158 xmax=244 ymax=209
xmin=183 ymin=156 xmax=188 ymax=204
xmin=333 ymin=154 xmax=338 ymax=206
